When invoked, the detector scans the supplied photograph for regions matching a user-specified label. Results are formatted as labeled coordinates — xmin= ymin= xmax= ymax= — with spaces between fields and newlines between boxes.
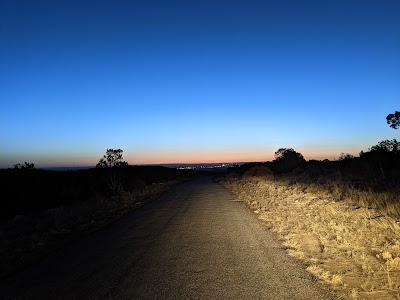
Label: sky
xmin=1 ymin=0 xmax=399 ymax=168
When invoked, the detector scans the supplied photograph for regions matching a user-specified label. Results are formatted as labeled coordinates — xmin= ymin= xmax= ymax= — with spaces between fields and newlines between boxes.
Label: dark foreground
xmin=0 ymin=177 xmax=336 ymax=299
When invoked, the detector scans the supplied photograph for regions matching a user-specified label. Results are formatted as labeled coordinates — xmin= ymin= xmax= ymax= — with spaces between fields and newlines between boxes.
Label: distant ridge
xmin=42 ymin=166 xmax=95 ymax=171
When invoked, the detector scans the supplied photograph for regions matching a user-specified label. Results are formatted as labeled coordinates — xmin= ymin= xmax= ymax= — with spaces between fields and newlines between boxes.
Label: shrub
xmin=242 ymin=166 xmax=274 ymax=181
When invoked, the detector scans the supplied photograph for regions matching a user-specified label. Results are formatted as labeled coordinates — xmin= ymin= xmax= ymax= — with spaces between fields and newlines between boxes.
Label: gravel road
xmin=0 ymin=177 xmax=336 ymax=299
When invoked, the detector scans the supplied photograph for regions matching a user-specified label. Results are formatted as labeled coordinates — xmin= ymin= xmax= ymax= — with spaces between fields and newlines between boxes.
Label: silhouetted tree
xmin=360 ymin=139 xmax=400 ymax=179
xmin=272 ymin=148 xmax=306 ymax=173
xmin=96 ymin=149 xmax=128 ymax=194
xmin=96 ymin=149 xmax=128 ymax=168
xmin=338 ymin=153 xmax=354 ymax=161
xmin=13 ymin=162 xmax=35 ymax=169
xmin=386 ymin=111 xmax=400 ymax=129
xmin=369 ymin=139 xmax=399 ymax=154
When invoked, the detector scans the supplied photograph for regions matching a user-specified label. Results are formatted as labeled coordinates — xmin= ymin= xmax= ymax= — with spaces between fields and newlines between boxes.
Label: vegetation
xmin=96 ymin=149 xmax=128 ymax=168
xmin=221 ymin=139 xmax=400 ymax=299
xmin=272 ymin=148 xmax=306 ymax=173
xmin=0 ymin=161 xmax=195 ymax=278
xmin=13 ymin=162 xmax=35 ymax=169
xmin=0 ymin=165 xmax=194 ymax=221
xmin=386 ymin=111 xmax=400 ymax=129
xmin=96 ymin=149 xmax=129 ymax=194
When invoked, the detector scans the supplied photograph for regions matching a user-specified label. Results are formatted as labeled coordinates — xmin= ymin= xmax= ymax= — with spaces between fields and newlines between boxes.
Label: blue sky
xmin=1 ymin=0 xmax=399 ymax=167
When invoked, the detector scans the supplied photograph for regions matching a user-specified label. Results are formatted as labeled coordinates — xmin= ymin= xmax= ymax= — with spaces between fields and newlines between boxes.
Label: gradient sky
xmin=1 ymin=0 xmax=399 ymax=168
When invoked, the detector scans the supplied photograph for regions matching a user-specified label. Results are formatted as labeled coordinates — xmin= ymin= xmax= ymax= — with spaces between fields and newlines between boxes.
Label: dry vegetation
xmin=219 ymin=166 xmax=400 ymax=300
xmin=0 ymin=166 xmax=193 ymax=279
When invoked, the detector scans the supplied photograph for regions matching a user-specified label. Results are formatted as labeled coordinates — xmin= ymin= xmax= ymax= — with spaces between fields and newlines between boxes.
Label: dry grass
xmin=219 ymin=174 xmax=400 ymax=300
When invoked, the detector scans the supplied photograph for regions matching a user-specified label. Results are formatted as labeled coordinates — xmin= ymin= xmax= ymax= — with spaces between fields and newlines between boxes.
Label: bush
xmin=272 ymin=148 xmax=306 ymax=173
xmin=242 ymin=166 xmax=274 ymax=181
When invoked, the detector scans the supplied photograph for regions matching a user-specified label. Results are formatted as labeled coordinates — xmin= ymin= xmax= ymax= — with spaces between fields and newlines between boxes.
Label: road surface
xmin=0 ymin=177 xmax=336 ymax=299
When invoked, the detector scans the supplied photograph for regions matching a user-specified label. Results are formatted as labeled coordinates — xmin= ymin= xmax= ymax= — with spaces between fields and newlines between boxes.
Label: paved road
xmin=1 ymin=177 xmax=336 ymax=299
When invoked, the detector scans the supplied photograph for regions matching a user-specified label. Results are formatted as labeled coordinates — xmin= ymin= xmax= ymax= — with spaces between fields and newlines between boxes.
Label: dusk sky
xmin=1 ymin=0 xmax=399 ymax=168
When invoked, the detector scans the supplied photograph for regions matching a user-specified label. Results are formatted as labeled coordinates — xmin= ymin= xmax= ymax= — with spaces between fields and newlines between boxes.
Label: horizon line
xmin=0 ymin=157 xmax=345 ymax=170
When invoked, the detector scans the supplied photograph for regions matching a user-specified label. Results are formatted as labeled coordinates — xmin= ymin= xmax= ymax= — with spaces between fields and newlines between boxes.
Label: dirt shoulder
xmin=219 ymin=176 xmax=400 ymax=300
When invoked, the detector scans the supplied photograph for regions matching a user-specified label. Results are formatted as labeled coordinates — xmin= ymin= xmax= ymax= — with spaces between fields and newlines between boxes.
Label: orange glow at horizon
xmin=1 ymin=146 xmax=362 ymax=169
xmin=125 ymin=147 xmax=350 ymax=165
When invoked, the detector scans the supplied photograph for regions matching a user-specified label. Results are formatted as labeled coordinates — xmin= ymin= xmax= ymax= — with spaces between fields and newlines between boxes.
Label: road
xmin=0 ymin=177 xmax=336 ymax=299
